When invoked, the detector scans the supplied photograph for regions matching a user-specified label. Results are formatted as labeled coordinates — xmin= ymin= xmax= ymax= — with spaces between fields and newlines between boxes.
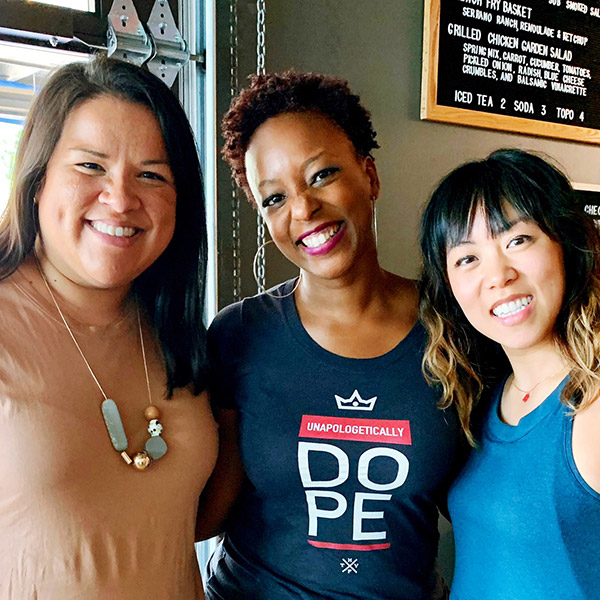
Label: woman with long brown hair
xmin=0 ymin=56 xmax=217 ymax=598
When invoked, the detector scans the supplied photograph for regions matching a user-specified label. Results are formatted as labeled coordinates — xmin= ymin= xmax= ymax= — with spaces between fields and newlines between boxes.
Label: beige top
xmin=0 ymin=265 xmax=218 ymax=599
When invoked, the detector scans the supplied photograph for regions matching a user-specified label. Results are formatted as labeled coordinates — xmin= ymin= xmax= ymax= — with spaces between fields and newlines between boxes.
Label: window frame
xmin=0 ymin=0 xmax=173 ymax=51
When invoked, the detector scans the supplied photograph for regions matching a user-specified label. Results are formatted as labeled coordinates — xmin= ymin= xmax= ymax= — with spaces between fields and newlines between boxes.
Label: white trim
xmin=204 ymin=0 xmax=218 ymax=322
xmin=177 ymin=0 xmax=217 ymax=323
xmin=572 ymin=182 xmax=600 ymax=193
xmin=178 ymin=0 xmax=218 ymax=573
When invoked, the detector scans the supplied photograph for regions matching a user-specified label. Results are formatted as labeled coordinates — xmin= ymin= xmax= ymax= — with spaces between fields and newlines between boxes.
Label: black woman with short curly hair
xmin=197 ymin=70 xmax=462 ymax=600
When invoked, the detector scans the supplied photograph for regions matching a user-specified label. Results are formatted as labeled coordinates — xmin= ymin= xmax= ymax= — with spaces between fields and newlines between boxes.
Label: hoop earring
xmin=252 ymin=239 xmax=302 ymax=299
xmin=372 ymin=202 xmax=378 ymax=247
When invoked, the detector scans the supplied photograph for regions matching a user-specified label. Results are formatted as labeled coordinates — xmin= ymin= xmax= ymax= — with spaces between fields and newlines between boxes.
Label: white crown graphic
xmin=335 ymin=389 xmax=377 ymax=411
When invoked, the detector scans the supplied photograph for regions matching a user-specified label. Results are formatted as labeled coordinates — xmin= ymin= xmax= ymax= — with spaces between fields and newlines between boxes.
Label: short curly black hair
xmin=221 ymin=70 xmax=379 ymax=203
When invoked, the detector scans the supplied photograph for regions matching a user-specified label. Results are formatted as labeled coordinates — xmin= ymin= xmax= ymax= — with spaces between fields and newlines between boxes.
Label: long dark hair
xmin=0 ymin=55 xmax=208 ymax=395
xmin=419 ymin=149 xmax=600 ymax=442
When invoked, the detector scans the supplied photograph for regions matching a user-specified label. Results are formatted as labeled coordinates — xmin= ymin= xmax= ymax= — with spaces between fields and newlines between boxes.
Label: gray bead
xmin=145 ymin=435 xmax=168 ymax=459
xmin=101 ymin=399 xmax=128 ymax=452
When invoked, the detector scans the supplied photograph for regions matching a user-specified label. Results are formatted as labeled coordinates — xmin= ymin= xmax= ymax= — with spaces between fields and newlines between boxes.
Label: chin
xmin=303 ymin=268 xmax=348 ymax=282
xmin=301 ymin=256 xmax=355 ymax=279
xmin=83 ymin=269 xmax=141 ymax=290
xmin=500 ymin=337 xmax=549 ymax=353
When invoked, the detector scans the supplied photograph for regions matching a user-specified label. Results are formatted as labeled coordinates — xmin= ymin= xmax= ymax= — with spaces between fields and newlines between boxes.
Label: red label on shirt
xmin=299 ymin=415 xmax=412 ymax=445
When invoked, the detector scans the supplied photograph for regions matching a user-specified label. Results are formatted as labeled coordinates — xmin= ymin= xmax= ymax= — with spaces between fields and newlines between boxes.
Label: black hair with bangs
xmin=420 ymin=149 xmax=592 ymax=326
xmin=420 ymin=149 xmax=600 ymax=439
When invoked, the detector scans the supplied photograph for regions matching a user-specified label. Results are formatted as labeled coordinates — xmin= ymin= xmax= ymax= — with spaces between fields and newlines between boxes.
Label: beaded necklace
xmin=36 ymin=257 xmax=167 ymax=470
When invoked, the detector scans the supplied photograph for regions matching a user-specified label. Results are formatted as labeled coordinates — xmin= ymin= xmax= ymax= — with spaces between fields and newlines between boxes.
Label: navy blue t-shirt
xmin=205 ymin=282 xmax=462 ymax=599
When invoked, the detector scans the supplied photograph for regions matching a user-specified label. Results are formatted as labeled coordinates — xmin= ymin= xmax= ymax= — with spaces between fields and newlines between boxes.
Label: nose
xmin=98 ymin=174 xmax=141 ymax=213
xmin=485 ymin=252 xmax=517 ymax=288
xmin=289 ymin=191 xmax=319 ymax=221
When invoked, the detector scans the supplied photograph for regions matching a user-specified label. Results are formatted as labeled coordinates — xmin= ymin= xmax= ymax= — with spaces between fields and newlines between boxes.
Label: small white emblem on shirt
xmin=335 ymin=389 xmax=377 ymax=411
xmin=340 ymin=558 xmax=359 ymax=574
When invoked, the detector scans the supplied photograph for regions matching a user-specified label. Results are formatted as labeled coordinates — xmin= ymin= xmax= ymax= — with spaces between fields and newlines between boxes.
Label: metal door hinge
xmin=107 ymin=0 xmax=190 ymax=87
xmin=146 ymin=0 xmax=188 ymax=87
xmin=107 ymin=0 xmax=152 ymax=67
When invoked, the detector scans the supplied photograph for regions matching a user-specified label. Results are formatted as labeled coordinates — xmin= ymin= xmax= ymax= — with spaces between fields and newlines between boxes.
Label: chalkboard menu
xmin=421 ymin=0 xmax=600 ymax=143
xmin=575 ymin=186 xmax=600 ymax=219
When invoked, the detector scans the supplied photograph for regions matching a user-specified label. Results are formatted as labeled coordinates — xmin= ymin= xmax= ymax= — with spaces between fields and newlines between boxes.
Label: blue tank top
xmin=448 ymin=377 xmax=600 ymax=600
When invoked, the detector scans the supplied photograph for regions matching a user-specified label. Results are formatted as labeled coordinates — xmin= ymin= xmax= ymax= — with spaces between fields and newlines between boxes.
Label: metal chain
xmin=255 ymin=0 xmax=267 ymax=292
xmin=230 ymin=0 xmax=242 ymax=302
xmin=256 ymin=0 xmax=266 ymax=76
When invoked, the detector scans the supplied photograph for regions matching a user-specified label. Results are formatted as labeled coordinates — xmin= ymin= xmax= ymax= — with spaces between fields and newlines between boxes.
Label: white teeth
xmin=91 ymin=221 xmax=136 ymax=238
xmin=492 ymin=295 xmax=533 ymax=317
xmin=301 ymin=224 xmax=341 ymax=248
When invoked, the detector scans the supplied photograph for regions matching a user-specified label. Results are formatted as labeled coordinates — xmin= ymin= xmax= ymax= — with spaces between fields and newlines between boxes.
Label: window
xmin=0 ymin=41 xmax=88 ymax=214
xmin=0 ymin=120 xmax=20 ymax=214
xmin=33 ymin=0 xmax=95 ymax=11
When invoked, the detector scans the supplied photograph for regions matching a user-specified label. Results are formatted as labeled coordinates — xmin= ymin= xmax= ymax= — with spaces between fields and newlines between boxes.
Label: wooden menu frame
xmin=421 ymin=0 xmax=600 ymax=144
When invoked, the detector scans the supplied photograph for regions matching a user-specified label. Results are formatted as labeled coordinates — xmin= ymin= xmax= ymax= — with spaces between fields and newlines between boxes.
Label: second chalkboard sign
xmin=421 ymin=0 xmax=600 ymax=143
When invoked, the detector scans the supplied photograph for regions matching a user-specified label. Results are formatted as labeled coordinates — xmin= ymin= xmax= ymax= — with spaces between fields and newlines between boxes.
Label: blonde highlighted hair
xmin=419 ymin=149 xmax=600 ymax=444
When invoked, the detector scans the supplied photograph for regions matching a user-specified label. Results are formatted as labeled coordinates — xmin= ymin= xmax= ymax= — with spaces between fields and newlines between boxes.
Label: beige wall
xmin=260 ymin=0 xmax=600 ymax=281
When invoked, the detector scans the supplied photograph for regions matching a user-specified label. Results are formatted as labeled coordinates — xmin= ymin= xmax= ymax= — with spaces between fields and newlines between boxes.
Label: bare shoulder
xmin=572 ymin=397 xmax=600 ymax=493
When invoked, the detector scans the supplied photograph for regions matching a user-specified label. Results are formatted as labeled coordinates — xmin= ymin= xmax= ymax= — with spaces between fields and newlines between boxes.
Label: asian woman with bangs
xmin=420 ymin=149 xmax=600 ymax=599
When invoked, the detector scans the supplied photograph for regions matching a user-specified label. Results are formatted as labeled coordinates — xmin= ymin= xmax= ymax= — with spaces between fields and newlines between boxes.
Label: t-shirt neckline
xmin=276 ymin=278 xmax=423 ymax=372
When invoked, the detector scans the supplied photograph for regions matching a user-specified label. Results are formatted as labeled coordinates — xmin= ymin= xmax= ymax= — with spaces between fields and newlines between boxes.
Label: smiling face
xmin=36 ymin=94 xmax=177 ymax=293
xmin=244 ymin=111 xmax=379 ymax=282
xmin=446 ymin=205 xmax=566 ymax=357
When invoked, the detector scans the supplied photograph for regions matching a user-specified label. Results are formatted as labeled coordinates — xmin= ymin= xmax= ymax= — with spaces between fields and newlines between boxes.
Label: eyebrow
xmin=448 ymin=217 xmax=524 ymax=250
xmin=141 ymin=159 xmax=171 ymax=166
xmin=257 ymin=151 xmax=327 ymax=190
xmin=70 ymin=147 xmax=108 ymax=158
xmin=69 ymin=147 xmax=170 ymax=166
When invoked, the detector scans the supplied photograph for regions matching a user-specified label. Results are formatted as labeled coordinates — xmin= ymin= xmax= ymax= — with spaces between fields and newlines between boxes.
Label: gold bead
xmin=120 ymin=451 xmax=133 ymax=465
xmin=132 ymin=451 xmax=152 ymax=470
xmin=144 ymin=405 xmax=160 ymax=421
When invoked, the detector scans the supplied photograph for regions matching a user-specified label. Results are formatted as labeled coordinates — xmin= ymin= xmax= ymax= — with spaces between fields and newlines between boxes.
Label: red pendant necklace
xmin=511 ymin=367 xmax=568 ymax=403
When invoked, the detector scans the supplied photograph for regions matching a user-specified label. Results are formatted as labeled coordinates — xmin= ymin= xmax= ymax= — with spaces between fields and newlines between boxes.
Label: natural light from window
xmin=0 ymin=122 xmax=21 ymax=217
xmin=31 ymin=0 xmax=95 ymax=11
xmin=0 ymin=42 xmax=88 ymax=215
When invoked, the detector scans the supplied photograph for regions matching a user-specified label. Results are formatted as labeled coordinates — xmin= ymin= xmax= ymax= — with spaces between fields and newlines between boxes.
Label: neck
xmin=296 ymin=259 xmax=395 ymax=318
xmin=31 ymin=250 xmax=131 ymax=327
xmin=504 ymin=343 xmax=568 ymax=390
